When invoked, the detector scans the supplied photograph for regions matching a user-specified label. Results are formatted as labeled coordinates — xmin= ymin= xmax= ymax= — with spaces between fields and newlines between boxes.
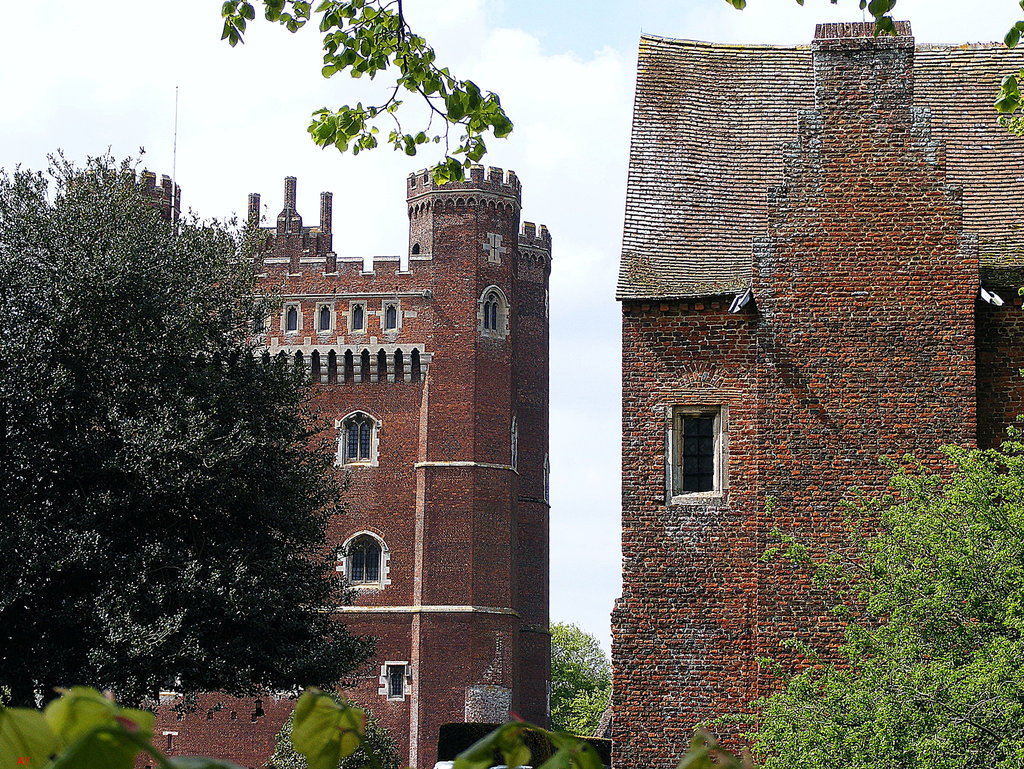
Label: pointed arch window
xmin=337 ymin=411 xmax=379 ymax=466
xmin=384 ymin=303 xmax=399 ymax=331
xmin=479 ymin=287 xmax=509 ymax=339
xmin=339 ymin=531 xmax=390 ymax=589
xmin=318 ymin=304 xmax=332 ymax=332
xmin=351 ymin=303 xmax=365 ymax=332
xmin=285 ymin=305 xmax=299 ymax=332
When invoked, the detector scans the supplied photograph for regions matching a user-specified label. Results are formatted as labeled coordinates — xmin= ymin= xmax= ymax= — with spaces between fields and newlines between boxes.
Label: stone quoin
xmin=615 ymin=21 xmax=1024 ymax=769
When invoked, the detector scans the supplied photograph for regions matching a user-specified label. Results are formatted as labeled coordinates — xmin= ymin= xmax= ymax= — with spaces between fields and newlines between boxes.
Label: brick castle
xmin=150 ymin=167 xmax=552 ymax=767
xmin=615 ymin=22 xmax=1024 ymax=769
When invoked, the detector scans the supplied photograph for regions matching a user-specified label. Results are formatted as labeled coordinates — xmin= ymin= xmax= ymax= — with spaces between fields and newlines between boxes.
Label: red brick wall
xmin=154 ymin=170 xmax=551 ymax=766
xmin=615 ymin=300 xmax=759 ymax=765
xmin=615 ymin=25 xmax=981 ymax=769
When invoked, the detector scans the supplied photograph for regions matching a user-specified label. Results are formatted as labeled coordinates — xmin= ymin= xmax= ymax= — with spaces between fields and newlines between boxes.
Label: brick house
xmin=614 ymin=22 xmax=1024 ymax=769
xmin=151 ymin=168 xmax=552 ymax=767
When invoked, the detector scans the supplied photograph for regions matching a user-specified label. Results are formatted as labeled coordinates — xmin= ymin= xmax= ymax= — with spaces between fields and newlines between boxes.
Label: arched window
xmin=351 ymin=304 xmax=365 ymax=332
xmin=479 ymin=287 xmax=509 ymax=338
xmin=339 ymin=532 xmax=390 ymax=589
xmin=360 ymin=349 xmax=371 ymax=382
xmin=384 ymin=303 xmax=398 ymax=331
xmin=328 ymin=349 xmax=338 ymax=384
xmin=318 ymin=305 xmax=332 ymax=332
xmin=377 ymin=349 xmax=388 ymax=381
xmin=337 ymin=411 xmax=378 ymax=465
xmin=394 ymin=349 xmax=404 ymax=380
xmin=293 ymin=351 xmax=304 ymax=371
xmin=285 ymin=306 xmax=298 ymax=332
xmin=343 ymin=350 xmax=354 ymax=383
xmin=348 ymin=536 xmax=381 ymax=583
xmin=411 ymin=348 xmax=421 ymax=382
xmin=411 ymin=242 xmax=420 ymax=255
xmin=311 ymin=350 xmax=322 ymax=382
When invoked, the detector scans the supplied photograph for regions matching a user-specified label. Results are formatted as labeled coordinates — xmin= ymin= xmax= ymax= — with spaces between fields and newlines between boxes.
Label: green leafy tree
xmin=0 ymin=156 xmax=371 ymax=708
xmin=220 ymin=0 xmax=513 ymax=184
xmin=269 ymin=694 xmax=399 ymax=769
xmin=751 ymin=443 xmax=1024 ymax=768
xmin=549 ymin=623 xmax=611 ymax=736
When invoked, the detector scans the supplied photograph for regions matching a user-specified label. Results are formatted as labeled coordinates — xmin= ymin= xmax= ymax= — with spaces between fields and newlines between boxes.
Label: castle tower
xmin=151 ymin=169 xmax=551 ymax=767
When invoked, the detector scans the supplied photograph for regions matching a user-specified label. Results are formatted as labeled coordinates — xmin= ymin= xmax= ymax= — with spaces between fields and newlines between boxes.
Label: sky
xmin=1 ymin=0 xmax=1018 ymax=655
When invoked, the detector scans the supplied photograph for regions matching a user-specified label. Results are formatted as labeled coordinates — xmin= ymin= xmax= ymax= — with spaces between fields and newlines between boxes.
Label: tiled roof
xmin=617 ymin=34 xmax=1024 ymax=300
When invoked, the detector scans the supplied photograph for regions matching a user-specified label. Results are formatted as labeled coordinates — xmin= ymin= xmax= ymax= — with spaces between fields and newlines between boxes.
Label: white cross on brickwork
xmin=484 ymin=232 xmax=507 ymax=264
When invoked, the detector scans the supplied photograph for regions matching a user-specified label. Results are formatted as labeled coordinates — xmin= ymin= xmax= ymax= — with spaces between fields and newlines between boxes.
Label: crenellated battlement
xmin=406 ymin=165 xmax=522 ymax=203
xmin=139 ymin=170 xmax=180 ymax=223
xmin=518 ymin=221 xmax=551 ymax=251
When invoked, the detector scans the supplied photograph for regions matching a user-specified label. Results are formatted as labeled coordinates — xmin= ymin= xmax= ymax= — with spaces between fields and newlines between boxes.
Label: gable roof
xmin=617 ymin=34 xmax=1024 ymax=301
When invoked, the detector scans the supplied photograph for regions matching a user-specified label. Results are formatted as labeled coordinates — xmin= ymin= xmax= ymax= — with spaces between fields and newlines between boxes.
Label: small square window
xmin=668 ymin=406 xmax=726 ymax=503
xmin=379 ymin=661 xmax=410 ymax=700
xmin=388 ymin=666 xmax=405 ymax=697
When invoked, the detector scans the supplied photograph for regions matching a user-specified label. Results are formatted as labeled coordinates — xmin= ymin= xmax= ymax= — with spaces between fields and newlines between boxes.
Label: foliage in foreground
xmin=549 ymin=623 xmax=611 ymax=736
xmin=269 ymin=693 xmax=399 ymax=769
xmin=0 ymin=685 xmax=752 ymax=769
xmin=751 ymin=442 xmax=1024 ymax=768
xmin=0 ymin=157 xmax=370 ymax=707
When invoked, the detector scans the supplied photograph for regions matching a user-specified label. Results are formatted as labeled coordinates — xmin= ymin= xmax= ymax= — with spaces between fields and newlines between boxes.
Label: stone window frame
xmin=315 ymin=302 xmax=334 ymax=334
xmin=666 ymin=404 xmax=728 ymax=505
xmin=478 ymin=285 xmax=510 ymax=340
xmin=337 ymin=530 xmax=391 ymax=590
xmin=282 ymin=302 xmax=302 ymax=333
xmin=335 ymin=410 xmax=382 ymax=467
xmin=349 ymin=301 xmax=367 ymax=334
xmin=378 ymin=661 xmax=411 ymax=701
xmin=381 ymin=300 xmax=401 ymax=332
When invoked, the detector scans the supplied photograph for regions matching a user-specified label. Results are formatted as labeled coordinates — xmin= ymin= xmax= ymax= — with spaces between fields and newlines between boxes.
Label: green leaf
xmin=0 ymin=706 xmax=58 ymax=769
xmin=49 ymin=727 xmax=143 ymax=769
xmin=44 ymin=687 xmax=153 ymax=749
xmin=291 ymin=688 xmax=365 ymax=769
xmin=1007 ymin=26 xmax=1021 ymax=49
xmin=874 ymin=16 xmax=897 ymax=36
xmin=867 ymin=0 xmax=896 ymax=16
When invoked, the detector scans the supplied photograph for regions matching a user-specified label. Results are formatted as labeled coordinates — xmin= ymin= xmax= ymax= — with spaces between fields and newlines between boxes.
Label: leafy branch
xmin=220 ymin=0 xmax=513 ymax=183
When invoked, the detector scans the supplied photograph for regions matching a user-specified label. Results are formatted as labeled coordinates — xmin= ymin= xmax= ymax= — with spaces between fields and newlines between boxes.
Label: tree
xmin=0 ymin=156 xmax=371 ymax=707
xmin=269 ymin=693 xmax=399 ymax=769
xmin=549 ymin=623 xmax=611 ymax=736
xmin=218 ymin=0 xmax=1024 ymax=179
xmin=750 ymin=442 xmax=1024 ymax=768
xmin=220 ymin=0 xmax=512 ymax=184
